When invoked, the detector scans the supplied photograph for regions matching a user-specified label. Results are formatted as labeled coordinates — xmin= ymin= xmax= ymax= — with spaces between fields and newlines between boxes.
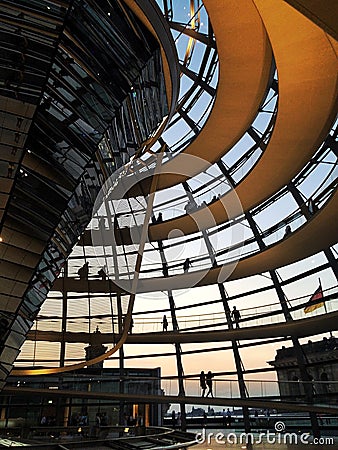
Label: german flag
xmin=304 ymin=285 xmax=324 ymax=313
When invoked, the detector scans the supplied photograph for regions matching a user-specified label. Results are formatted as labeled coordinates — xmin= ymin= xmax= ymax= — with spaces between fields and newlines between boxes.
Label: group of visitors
xmin=69 ymin=412 xmax=88 ymax=427
xmin=95 ymin=411 xmax=108 ymax=427
xmin=40 ymin=415 xmax=56 ymax=426
xmin=78 ymin=263 xmax=108 ymax=281
xmin=184 ymin=194 xmax=221 ymax=214
xmin=152 ymin=213 xmax=163 ymax=224
xmin=199 ymin=370 xmax=214 ymax=397
xmin=123 ymin=413 xmax=144 ymax=426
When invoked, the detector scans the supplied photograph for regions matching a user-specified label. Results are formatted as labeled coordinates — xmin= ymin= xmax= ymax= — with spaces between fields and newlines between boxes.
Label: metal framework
xmin=0 ymin=0 xmax=337 ymax=440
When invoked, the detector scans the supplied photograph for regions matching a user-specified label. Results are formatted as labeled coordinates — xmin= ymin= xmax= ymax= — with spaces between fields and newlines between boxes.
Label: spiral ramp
xmin=0 ymin=0 xmax=338 ymax=441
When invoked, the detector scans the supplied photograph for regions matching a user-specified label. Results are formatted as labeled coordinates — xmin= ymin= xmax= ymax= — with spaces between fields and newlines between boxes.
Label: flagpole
xmin=319 ymin=278 xmax=333 ymax=338
xmin=323 ymin=302 xmax=333 ymax=338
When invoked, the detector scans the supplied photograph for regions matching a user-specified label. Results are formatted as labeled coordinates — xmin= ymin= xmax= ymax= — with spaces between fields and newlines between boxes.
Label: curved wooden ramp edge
xmin=11 ymin=147 xmax=165 ymax=376
xmin=54 ymin=189 xmax=338 ymax=294
xmin=25 ymin=310 xmax=338 ymax=345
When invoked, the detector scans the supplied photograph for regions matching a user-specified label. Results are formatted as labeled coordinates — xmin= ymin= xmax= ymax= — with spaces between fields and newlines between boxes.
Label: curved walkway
xmin=124 ymin=0 xmax=337 ymax=241
xmin=26 ymin=310 xmax=338 ymax=344
xmin=127 ymin=0 xmax=272 ymax=196
xmin=54 ymin=188 xmax=338 ymax=294
xmin=284 ymin=0 xmax=338 ymax=40
xmin=4 ymin=386 xmax=338 ymax=415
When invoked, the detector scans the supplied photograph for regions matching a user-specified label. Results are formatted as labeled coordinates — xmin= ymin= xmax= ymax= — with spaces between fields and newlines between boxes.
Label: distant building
xmin=187 ymin=406 xmax=205 ymax=417
xmin=269 ymin=336 xmax=337 ymax=404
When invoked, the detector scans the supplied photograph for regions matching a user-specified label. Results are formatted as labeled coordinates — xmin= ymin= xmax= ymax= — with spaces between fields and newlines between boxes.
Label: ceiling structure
xmin=0 ymin=0 xmax=337 ymax=436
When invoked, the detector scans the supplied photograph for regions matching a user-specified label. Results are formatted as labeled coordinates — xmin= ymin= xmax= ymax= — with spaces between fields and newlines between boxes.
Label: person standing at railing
xmin=171 ymin=410 xmax=176 ymax=428
xmin=183 ymin=258 xmax=192 ymax=273
xmin=95 ymin=412 xmax=101 ymax=437
xmin=222 ymin=408 xmax=226 ymax=426
xmin=200 ymin=371 xmax=207 ymax=397
xmin=176 ymin=412 xmax=181 ymax=429
xmin=206 ymin=370 xmax=214 ymax=397
xmin=226 ymin=408 xmax=232 ymax=427
xmin=98 ymin=216 xmax=106 ymax=230
xmin=283 ymin=224 xmax=291 ymax=238
xmin=78 ymin=262 xmax=89 ymax=280
xmin=97 ymin=267 xmax=107 ymax=280
xmin=162 ymin=315 xmax=168 ymax=332
xmin=231 ymin=306 xmax=241 ymax=328
xmin=202 ymin=410 xmax=207 ymax=427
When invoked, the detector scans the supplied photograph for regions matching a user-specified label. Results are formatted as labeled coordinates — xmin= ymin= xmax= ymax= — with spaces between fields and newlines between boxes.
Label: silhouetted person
xmin=78 ymin=262 xmax=89 ymax=280
xmin=231 ymin=306 xmax=241 ymax=328
xmin=98 ymin=217 xmax=105 ymax=229
xmin=101 ymin=412 xmax=108 ymax=426
xmin=200 ymin=370 xmax=207 ymax=397
xmin=226 ymin=408 xmax=232 ymax=426
xmin=95 ymin=412 xmax=101 ymax=436
xmin=162 ymin=315 xmax=168 ymax=332
xmin=40 ymin=416 xmax=47 ymax=426
xmin=129 ymin=317 xmax=134 ymax=334
xmin=98 ymin=268 xmax=107 ymax=280
xmin=157 ymin=212 xmax=163 ymax=223
xmin=183 ymin=258 xmax=192 ymax=273
xmin=202 ymin=411 xmax=207 ymax=427
xmin=206 ymin=370 xmax=214 ymax=397
xmin=176 ymin=412 xmax=181 ymax=429
xmin=222 ymin=408 xmax=226 ymax=426
xmin=283 ymin=225 xmax=291 ymax=238
xmin=171 ymin=410 xmax=176 ymax=428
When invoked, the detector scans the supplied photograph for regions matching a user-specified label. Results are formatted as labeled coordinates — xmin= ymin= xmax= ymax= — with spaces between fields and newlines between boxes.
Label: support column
xmin=246 ymin=210 xmax=320 ymax=437
xmin=117 ymin=292 xmax=125 ymax=429
xmin=218 ymin=282 xmax=251 ymax=434
xmin=200 ymin=226 xmax=251 ymax=433
xmin=59 ymin=261 xmax=68 ymax=367
xmin=182 ymin=179 xmax=250 ymax=433
xmin=157 ymin=238 xmax=187 ymax=430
